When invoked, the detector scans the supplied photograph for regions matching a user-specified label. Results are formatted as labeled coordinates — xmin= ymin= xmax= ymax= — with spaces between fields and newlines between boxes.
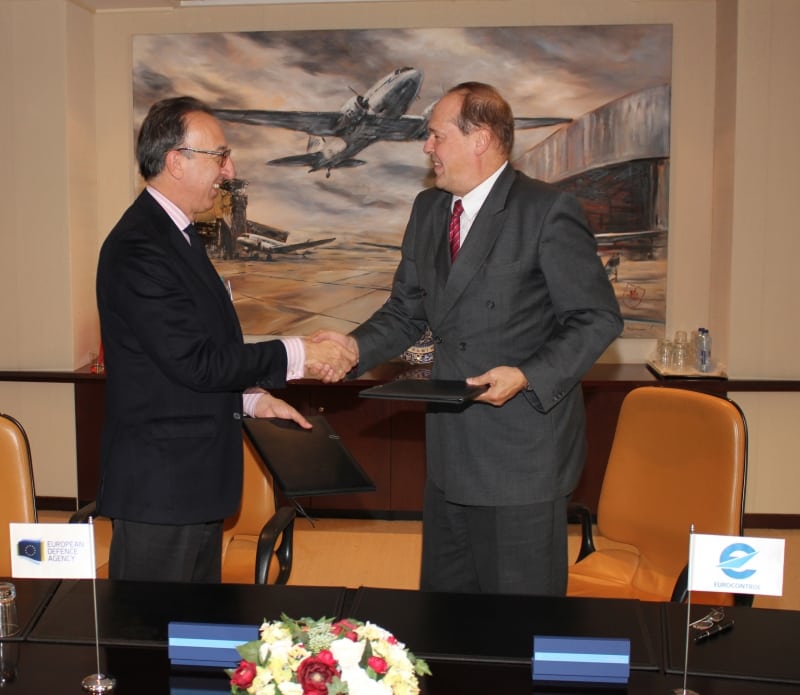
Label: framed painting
xmin=133 ymin=25 xmax=672 ymax=340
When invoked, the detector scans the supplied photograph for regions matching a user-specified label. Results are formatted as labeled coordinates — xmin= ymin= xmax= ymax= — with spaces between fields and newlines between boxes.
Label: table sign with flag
xmin=9 ymin=522 xmax=96 ymax=580
xmin=688 ymin=532 xmax=785 ymax=597
xmin=8 ymin=521 xmax=114 ymax=693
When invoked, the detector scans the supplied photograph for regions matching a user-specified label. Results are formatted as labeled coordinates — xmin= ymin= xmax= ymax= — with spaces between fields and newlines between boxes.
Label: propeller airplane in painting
xmin=213 ymin=67 xmax=572 ymax=177
xmin=237 ymin=229 xmax=335 ymax=261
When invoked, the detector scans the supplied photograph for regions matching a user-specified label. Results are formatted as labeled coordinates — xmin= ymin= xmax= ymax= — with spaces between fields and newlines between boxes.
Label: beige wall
xmin=1 ymin=0 xmax=798 ymax=512
xmin=724 ymin=0 xmax=800 ymax=515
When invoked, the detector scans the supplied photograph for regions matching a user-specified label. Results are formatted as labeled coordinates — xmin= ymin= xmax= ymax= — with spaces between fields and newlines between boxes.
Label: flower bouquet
xmin=227 ymin=614 xmax=431 ymax=695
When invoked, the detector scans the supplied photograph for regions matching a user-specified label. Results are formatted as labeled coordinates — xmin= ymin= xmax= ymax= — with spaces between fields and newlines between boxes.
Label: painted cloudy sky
xmin=133 ymin=25 xmax=672 ymax=243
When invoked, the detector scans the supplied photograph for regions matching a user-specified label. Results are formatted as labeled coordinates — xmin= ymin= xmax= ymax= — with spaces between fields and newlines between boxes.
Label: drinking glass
xmin=0 ymin=582 xmax=18 ymax=637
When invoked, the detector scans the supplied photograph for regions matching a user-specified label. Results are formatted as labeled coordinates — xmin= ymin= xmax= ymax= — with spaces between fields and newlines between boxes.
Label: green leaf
xmin=413 ymin=656 xmax=432 ymax=677
xmin=236 ymin=641 xmax=261 ymax=663
xmin=327 ymin=675 xmax=349 ymax=694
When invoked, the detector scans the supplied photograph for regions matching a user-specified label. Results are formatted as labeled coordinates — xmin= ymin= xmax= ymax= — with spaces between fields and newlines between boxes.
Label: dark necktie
xmin=184 ymin=223 xmax=220 ymax=281
xmin=449 ymin=199 xmax=463 ymax=262
xmin=184 ymin=223 xmax=237 ymax=320
xmin=185 ymin=223 xmax=206 ymax=258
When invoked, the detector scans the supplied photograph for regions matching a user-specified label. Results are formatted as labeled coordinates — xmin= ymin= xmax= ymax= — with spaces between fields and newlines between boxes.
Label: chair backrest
xmin=596 ymin=386 xmax=747 ymax=599
xmin=221 ymin=434 xmax=278 ymax=558
xmin=0 ymin=413 xmax=37 ymax=576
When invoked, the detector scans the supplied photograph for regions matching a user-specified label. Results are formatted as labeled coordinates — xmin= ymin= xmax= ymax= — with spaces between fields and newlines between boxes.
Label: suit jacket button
xmin=458 ymin=342 xmax=466 ymax=350
xmin=486 ymin=300 xmax=495 ymax=309
xmin=434 ymin=336 xmax=443 ymax=344
xmin=233 ymin=412 xmax=242 ymax=420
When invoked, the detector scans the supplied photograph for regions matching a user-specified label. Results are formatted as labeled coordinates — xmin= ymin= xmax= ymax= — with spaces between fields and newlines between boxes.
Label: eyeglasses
xmin=689 ymin=607 xmax=725 ymax=631
xmin=176 ymin=146 xmax=232 ymax=167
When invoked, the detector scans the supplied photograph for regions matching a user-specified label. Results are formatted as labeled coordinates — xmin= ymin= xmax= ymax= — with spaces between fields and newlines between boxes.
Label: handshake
xmin=301 ymin=330 xmax=359 ymax=383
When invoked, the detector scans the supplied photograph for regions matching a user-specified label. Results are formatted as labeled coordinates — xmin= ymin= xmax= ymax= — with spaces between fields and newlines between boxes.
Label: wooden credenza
xmin=284 ymin=362 xmax=733 ymax=517
xmin=6 ymin=361 xmax=796 ymax=519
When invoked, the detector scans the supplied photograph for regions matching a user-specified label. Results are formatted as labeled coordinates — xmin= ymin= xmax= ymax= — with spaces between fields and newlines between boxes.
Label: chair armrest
xmin=69 ymin=501 xmax=97 ymax=524
xmin=255 ymin=505 xmax=297 ymax=585
xmin=567 ymin=502 xmax=597 ymax=562
xmin=671 ymin=565 xmax=689 ymax=603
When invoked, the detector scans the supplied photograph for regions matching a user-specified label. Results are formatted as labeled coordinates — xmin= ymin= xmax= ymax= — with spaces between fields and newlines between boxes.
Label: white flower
xmin=330 ymin=636 xmax=366 ymax=669
xmin=260 ymin=622 xmax=292 ymax=643
xmin=359 ymin=622 xmax=393 ymax=642
xmin=266 ymin=637 xmax=294 ymax=662
xmin=340 ymin=665 xmax=392 ymax=695
xmin=276 ymin=682 xmax=303 ymax=695
xmin=252 ymin=681 xmax=277 ymax=695
xmin=258 ymin=641 xmax=271 ymax=663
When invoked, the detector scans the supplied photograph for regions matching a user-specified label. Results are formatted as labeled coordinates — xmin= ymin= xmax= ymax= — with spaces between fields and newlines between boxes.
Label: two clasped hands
xmin=301 ymin=330 xmax=360 ymax=384
xmin=257 ymin=330 xmax=528 ymax=428
xmin=301 ymin=329 xmax=529 ymax=407
xmin=247 ymin=330 xmax=358 ymax=425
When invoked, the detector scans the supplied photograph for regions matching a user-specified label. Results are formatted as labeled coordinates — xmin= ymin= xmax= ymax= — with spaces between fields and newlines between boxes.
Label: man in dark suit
xmin=315 ymin=83 xmax=622 ymax=595
xmin=96 ymin=96 xmax=355 ymax=583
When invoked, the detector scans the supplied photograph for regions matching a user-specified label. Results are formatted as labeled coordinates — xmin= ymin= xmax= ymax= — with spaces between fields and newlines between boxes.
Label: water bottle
xmin=695 ymin=327 xmax=712 ymax=372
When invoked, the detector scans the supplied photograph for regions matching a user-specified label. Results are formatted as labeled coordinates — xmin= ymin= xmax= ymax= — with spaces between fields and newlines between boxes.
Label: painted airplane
xmin=237 ymin=229 xmax=335 ymax=261
xmin=213 ymin=67 xmax=572 ymax=177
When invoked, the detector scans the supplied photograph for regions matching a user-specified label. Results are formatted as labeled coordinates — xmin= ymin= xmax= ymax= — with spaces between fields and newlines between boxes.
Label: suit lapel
xmin=169 ymin=224 xmax=242 ymax=338
xmin=429 ymin=167 xmax=516 ymax=325
xmin=431 ymin=197 xmax=452 ymax=283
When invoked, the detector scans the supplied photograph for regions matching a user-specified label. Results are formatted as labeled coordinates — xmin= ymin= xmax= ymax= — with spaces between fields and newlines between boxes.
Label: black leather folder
xmin=242 ymin=415 xmax=375 ymax=497
xmin=359 ymin=379 xmax=488 ymax=404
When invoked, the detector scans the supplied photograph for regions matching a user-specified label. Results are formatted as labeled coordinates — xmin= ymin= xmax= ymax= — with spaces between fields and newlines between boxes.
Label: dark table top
xmin=349 ymin=587 xmax=662 ymax=669
xmin=663 ymin=601 xmax=800 ymax=685
xmin=3 ymin=642 xmax=800 ymax=695
xmin=5 ymin=578 xmax=800 ymax=693
xmin=27 ymin=579 xmax=348 ymax=647
xmin=0 ymin=578 xmax=59 ymax=641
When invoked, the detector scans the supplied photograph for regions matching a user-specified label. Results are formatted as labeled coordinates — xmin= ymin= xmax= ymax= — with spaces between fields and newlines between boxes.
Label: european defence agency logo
xmin=17 ymin=539 xmax=44 ymax=563
xmin=9 ymin=523 xmax=97 ymax=579
xmin=717 ymin=542 xmax=758 ymax=581
xmin=16 ymin=537 xmax=88 ymax=566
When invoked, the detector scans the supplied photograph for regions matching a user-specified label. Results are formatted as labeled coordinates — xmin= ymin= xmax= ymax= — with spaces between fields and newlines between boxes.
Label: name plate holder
xmin=168 ymin=622 xmax=257 ymax=668
xmin=532 ymin=635 xmax=630 ymax=687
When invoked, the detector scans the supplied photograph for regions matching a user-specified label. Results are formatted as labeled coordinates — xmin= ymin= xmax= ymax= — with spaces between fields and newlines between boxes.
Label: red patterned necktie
xmin=449 ymin=199 xmax=463 ymax=262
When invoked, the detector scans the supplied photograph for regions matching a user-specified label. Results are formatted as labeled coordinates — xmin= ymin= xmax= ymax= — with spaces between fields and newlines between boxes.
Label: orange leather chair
xmin=223 ymin=434 xmax=423 ymax=588
xmin=0 ymin=413 xmax=37 ymax=576
xmin=71 ymin=434 xmax=296 ymax=583
xmin=76 ymin=433 xmax=420 ymax=587
xmin=567 ymin=386 xmax=749 ymax=605
xmin=220 ymin=435 xmax=296 ymax=584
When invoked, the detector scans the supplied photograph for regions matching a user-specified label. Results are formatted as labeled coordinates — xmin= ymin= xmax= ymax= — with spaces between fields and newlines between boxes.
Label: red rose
xmin=368 ymin=656 xmax=388 ymax=674
xmin=230 ymin=660 xmax=257 ymax=689
xmin=297 ymin=651 xmax=340 ymax=693
xmin=332 ymin=620 xmax=359 ymax=641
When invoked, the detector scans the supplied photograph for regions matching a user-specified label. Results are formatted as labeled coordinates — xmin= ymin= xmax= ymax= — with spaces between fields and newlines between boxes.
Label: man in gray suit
xmin=316 ymin=82 xmax=622 ymax=595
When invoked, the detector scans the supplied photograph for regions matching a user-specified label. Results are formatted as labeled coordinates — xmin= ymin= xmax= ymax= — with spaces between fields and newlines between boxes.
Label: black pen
xmin=694 ymin=618 xmax=735 ymax=643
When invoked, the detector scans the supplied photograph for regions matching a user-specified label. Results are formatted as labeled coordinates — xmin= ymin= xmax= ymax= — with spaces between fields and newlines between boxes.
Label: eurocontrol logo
xmin=717 ymin=542 xmax=758 ymax=580
xmin=690 ymin=533 xmax=784 ymax=596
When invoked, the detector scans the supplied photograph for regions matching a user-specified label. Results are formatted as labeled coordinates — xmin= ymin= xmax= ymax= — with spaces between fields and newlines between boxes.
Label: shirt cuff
xmin=280 ymin=336 xmax=305 ymax=381
xmin=242 ymin=391 xmax=262 ymax=418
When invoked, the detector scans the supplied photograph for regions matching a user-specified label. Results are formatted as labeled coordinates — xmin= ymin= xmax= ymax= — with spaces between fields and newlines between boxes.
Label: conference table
xmin=1 ymin=577 xmax=799 ymax=693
